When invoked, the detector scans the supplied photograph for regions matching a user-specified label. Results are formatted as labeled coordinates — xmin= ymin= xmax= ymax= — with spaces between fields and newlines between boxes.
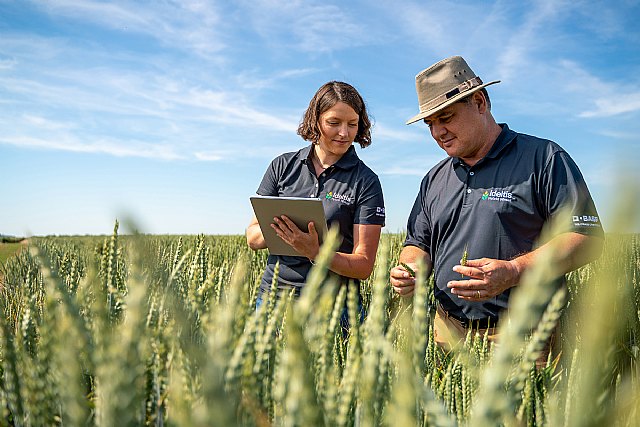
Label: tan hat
xmin=406 ymin=56 xmax=500 ymax=125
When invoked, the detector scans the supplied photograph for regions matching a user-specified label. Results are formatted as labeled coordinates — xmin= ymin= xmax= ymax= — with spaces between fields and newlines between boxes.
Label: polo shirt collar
xmin=484 ymin=124 xmax=517 ymax=160
xmin=334 ymin=145 xmax=359 ymax=169
xmin=452 ymin=123 xmax=516 ymax=168
xmin=299 ymin=144 xmax=359 ymax=170
xmin=299 ymin=144 xmax=313 ymax=163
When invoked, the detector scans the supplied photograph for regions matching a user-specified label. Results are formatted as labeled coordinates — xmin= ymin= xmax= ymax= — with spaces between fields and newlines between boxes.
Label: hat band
xmin=419 ymin=76 xmax=484 ymax=113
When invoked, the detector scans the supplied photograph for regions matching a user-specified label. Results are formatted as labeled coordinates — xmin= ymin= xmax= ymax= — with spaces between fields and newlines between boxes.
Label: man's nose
xmin=431 ymin=123 xmax=446 ymax=139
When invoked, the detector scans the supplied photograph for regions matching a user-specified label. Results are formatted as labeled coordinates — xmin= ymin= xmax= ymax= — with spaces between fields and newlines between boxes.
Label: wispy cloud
xmin=235 ymin=68 xmax=319 ymax=90
xmin=3 ymin=1 xmax=638 ymax=163
xmin=496 ymin=0 xmax=570 ymax=81
xmin=580 ymin=160 xmax=621 ymax=188
xmin=378 ymin=166 xmax=429 ymax=177
xmin=376 ymin=155 xmax=445 ymax=177
xmin=393 ymin=1 xmax=479 ymax=57
xmin=31 ymin=0 xmax=227 ymax=56
xmin=372 ymin=123 xmax=420 ymax=143
xmin=597 ymin=129 xmax=640 ymax=140
xmin=22 ymin=115 xmax=75 ymax=131
xmin=390 ymin=0 xmax=536 ymax=64
xmin=1 ymin=0 xmax=638 ymax=236
xmin=1 ymin=135 xmax=183 ymax=160
xmin=194 ymin=151 xmax=226 ymax=161
xmin=237 ymin=0 xmax=367 ymax=53
xmin=0 ymin=57 xmax=16 ymax=70
xmin=579 ymin=93 xmax=640 ymax=118
xmin=572 ymin=0 xmax=640 ymax=43
xmin=555 ymin=60 xmax=640 ymax=118
xmin=175 ymin=87 xmax=299 ymax=132
xmin=0 ymin=31 xmax=303 ymax=161
xmin=392 ymin=0 xmax=640 ymax=124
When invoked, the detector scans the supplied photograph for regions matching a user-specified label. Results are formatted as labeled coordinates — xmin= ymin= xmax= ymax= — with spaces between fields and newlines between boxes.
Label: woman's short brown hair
xmin=297 ymin=81 xmax=372 ymax=148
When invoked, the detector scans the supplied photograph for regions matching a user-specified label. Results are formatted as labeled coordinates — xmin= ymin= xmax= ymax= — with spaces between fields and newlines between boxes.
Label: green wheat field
xmin=0 ymin=216 xmax=639 ymax=426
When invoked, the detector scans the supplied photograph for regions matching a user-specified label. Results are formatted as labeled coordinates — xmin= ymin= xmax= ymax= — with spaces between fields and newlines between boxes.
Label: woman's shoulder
xmin=353 ymin=157 xmax=380 ymax=179
xmin=270 ymin=146 xmax=310 ymax=164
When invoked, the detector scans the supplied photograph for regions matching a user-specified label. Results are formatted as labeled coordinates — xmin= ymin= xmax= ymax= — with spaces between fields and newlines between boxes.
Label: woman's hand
xmin=271 ymin=215 xmax=320 ymax=260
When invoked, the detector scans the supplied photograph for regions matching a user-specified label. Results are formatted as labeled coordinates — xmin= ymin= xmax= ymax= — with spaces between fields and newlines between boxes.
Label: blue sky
xmin=1 ymin=0 xmax=639 ymax=236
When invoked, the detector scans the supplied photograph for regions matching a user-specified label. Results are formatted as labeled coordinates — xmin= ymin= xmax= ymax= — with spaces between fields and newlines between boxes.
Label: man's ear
xmin=473 ymin=91 xmax=487 ymax=113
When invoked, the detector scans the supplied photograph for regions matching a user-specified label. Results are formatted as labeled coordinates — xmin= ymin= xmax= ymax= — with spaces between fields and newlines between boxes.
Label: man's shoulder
xmin=425 ymin=156 xmax=454 ymax=176
xmin=417 ymin=157 xmax=455 ymax=187
xmin=512 ymin=130 xmax=565 ymax=155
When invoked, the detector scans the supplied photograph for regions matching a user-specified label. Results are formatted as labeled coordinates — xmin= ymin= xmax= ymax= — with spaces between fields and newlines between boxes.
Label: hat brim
xmin=405 ymin=80 xmax=500 ymax=125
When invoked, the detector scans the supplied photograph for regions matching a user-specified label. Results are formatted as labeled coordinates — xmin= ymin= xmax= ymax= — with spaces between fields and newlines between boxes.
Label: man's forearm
xmin=399 ymin=245 xmax=433 ymax=276
xmin=510 ymin=232 xmax=603 ymax=282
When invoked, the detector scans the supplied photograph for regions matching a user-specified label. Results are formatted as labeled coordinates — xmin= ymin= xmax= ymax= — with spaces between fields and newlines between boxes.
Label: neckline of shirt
xmin=453 ymin=123 xmax=516 ymax=169
xmin=299 ymin=144 xmax=359 ymax=170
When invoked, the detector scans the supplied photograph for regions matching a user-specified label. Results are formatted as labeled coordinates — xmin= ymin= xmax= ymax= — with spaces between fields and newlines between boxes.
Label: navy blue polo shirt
xmin=405 ymin=124 xmax=603 ymax=321
xmin=257 ymin=144 xmax=385 ymax=294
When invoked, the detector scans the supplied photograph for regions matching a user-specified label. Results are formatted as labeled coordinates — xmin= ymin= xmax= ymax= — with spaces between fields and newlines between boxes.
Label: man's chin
xmin=443 ymin=148 xmax=459 ymax=158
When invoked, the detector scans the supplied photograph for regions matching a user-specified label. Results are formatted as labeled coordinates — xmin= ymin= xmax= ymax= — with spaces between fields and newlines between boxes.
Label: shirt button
xmin=470 ymin=171 xmax=475 ymax=176
xmin=467 ymin=189 xmax=472 ymax=194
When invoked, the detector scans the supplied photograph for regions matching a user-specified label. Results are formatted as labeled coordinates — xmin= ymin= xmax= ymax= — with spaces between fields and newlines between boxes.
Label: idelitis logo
xmin=481 ymin=189 xmax=514 ymax=202
xmin=325 ymin=191 xmax=353 ymax=204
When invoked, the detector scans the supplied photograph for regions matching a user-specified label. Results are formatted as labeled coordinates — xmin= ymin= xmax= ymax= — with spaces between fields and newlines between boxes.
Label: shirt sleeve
xmin=542 ymin=151 xmax=604 ymax=236
xmin=404 ymin=176 xmax=432 ymax=253
xmin=256 ymin=157 xmax=280 ymax=196
xmin=354 ymin=175 xmax=385 ymax=226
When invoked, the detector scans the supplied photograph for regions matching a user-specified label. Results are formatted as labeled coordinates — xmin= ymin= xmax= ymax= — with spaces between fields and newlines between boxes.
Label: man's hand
xmin=390 ymin=263 xmax=417 ymax=297
xmin=390 ymin=245 xmax=432 ymax=298
xmin=448 ymin=258 xmax=520 ymax=301
xmin=449 ymin=232 xmax=603 ymax=301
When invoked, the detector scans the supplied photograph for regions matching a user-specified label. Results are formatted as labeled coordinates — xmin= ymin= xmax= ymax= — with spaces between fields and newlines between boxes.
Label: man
xmin=390 ymin=56 xmax=604 ymax=354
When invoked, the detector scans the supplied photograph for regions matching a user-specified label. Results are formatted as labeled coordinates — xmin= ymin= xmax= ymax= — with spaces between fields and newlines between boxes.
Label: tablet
xmin=250 ymin=195 xmax=328 ymax=256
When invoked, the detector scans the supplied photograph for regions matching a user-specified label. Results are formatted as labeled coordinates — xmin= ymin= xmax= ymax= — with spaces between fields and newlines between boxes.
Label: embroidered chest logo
xmin=481 ymin=189 xmax=515 ymax=202
xmin=325 ymin=191 xmax=353 ymax=204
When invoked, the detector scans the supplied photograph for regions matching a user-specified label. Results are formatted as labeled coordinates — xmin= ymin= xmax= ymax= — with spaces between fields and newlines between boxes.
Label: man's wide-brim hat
xmin=406 ymin=56 xmax=500 ymax=125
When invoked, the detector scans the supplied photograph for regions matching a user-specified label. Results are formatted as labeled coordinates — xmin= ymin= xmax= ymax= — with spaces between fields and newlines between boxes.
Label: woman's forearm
xmin=246 ymin=222 xmax=267 ymax=250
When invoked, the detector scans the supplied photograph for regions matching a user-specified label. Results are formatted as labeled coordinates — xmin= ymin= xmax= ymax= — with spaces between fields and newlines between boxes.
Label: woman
xmin=246 ymin=81 xmax=385 ymax=305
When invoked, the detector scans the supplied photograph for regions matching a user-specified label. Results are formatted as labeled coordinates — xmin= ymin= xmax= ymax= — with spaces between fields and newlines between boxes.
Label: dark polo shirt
xmin=405 ymin=124 xmax=603 ymax=321
xmin=257 ymin=144 xmax=385 ymax=294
